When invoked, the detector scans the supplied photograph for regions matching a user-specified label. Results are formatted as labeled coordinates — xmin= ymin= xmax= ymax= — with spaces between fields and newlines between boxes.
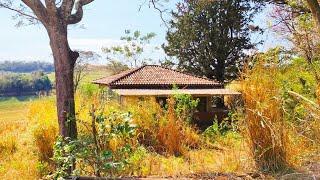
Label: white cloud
xmin=69 ymin=38 xmax=125 ymax=53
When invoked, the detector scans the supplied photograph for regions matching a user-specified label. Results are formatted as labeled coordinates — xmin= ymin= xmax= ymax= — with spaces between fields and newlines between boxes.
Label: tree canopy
xmin=163 ymin=0 xmax=260 ymax=84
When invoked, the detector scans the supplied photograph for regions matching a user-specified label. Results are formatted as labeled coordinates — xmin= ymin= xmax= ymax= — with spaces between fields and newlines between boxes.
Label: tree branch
xmin=0 ymin=2 xmax=39 ymax=21
xmin=149 ymin=0 xmax=169 ymax=28
xmin=60 ymin=0 xmax=75 ymax=17
xmin=45 ymin=0 xmax=58 ymax=18
xmin=21 ymin=0 xmax=49 ymax=25
xmin=67 ymin=0 xmax=94 ymax=25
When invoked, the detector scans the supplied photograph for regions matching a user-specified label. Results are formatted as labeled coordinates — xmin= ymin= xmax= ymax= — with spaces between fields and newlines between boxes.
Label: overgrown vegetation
xmin=20 ymin=87 xmax=253 ymax=179
xmin=1 ymin=0 xmax=320 ymax=179
xmin=1 ymin=52 xmax=319 ymax=178
xmin=240 ymin=49 xmax=320 ymax=173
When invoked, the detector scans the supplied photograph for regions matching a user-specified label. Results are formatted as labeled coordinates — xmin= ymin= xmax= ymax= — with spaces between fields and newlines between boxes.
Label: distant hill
xmin=0 ymin=61 xmax=54 ymax=73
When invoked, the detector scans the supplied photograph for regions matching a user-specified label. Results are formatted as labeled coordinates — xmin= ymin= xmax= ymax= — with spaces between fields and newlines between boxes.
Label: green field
xmin=0 ymin=96 xmax=37 ymax=121
xmin=47 ymin=65 xmax=110 ymax=85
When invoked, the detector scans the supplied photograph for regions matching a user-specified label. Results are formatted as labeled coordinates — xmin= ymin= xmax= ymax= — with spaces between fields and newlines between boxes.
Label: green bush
xmin=51 ymin=110 xmax=137 ymax=178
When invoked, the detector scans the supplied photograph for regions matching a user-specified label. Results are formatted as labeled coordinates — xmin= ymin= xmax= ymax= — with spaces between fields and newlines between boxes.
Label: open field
xmin=0 ymin=96 xmax=37 ymax=121
xmin=47 ymin=65 xmax=110 ymax=84
xmin=0 ymin=96 xmax=39 ymax=179
xmin=0 ymin=68 xmax=105 ymax=179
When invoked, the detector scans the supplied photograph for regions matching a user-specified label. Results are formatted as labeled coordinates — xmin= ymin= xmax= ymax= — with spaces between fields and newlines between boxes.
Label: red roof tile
xmin=93 ymin=65 xmax=221 ymax=88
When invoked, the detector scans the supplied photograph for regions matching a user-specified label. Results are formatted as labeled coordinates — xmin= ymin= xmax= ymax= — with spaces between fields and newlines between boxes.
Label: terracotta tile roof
xmin=93 ymin=65 xmax=221 ymax=88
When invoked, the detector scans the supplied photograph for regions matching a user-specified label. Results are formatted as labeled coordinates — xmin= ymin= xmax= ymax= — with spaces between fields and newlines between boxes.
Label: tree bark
xmin=306 ymin=0 xmax=320 ymax=30
xmin=47 ymin=23 xmax=78 ymax=139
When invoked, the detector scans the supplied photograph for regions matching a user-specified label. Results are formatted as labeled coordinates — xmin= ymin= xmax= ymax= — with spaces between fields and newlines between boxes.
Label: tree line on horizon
xmin=0 ymin=71 xmax=52 ymax=96
xmin=0 ymin=61 xmax=54 ymax=73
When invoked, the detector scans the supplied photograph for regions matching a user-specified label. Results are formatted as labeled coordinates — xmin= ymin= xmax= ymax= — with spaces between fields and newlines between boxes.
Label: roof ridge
xmin=92 ymin=66 xmax=144 ymax=84
xmin=109 ymin=65 xmax=146 ymax=85
xmin=150 ymin=65 xmax=219 ymax=84
xmin=93 ymin=64 xmax=221 ymax=87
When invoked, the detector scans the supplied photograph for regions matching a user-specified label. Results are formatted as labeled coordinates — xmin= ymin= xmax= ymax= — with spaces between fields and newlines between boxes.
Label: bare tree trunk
xmin=48 ymin=24 xmax=78 ymax=139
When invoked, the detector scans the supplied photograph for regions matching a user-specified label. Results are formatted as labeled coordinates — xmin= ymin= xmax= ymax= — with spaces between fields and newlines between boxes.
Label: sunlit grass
xmin=0 ymin=96 xmax=41 ymax=179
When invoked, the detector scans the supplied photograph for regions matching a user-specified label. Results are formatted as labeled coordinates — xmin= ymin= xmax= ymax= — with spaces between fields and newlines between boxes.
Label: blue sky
xmin=0 ymin=0 xmax=287 ymax=63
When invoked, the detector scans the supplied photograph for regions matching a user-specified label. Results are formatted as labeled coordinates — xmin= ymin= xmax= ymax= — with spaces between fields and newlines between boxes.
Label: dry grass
xmin=122 ymin=96 xmax=201 ymax=156
xmin=317 ymin=84 xmax=320 ymax=105
xmin=241 ymin=62 xmax=288 ymax=172
xmin=29 ymin=98 xmax=58 ymax=163
xmin=157 ymin=97 xmax=185 ymax=156
xmin=126 ymin=135 xmax=255 ymax=177
xmin=240 ymin=59 xmax=320 ymax=174
xmin=0 ymin=94 xmax=256 ymax=179
xmin=1 ymin=79 xmax=319 ymax=178
xmin=0 ymin=97 xmax=39 ymax=179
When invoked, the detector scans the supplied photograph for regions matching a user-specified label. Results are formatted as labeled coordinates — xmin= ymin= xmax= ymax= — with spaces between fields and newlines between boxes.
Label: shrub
xmin=173 ymin=91 xmax=199 ymax=123
xmin=124 ymin=96 xmax=163 ymax=149
xmin=52 ymin=104 xmax=137 ymax=178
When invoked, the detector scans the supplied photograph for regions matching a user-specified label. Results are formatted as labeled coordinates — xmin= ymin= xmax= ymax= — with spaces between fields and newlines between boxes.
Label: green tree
xmin=102 ymin=30 xmax=157 ymax=68
xmin=163 ymin=0 xmax=260 ymax=84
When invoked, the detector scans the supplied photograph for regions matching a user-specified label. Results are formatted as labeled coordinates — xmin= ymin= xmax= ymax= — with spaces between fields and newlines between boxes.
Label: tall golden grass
xmin=123 ymin=96 xmax=200 ymax=156
xmin=157 ymin=97 xmax=184 ymax=156
xmin=0 ymin=100 xmax=40 ymax=179
xmin=241 ymin=62 xmax=288 ymax=172
xmin=28 ymin=98 xmax=58 ymax=162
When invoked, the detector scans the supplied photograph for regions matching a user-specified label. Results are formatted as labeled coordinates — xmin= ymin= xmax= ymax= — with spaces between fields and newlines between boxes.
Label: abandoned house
xmin=93 ymin=65 xmax=240 ymax=128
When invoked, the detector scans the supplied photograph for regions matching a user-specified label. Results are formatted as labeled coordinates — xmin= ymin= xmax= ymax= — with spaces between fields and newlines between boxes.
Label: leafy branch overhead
xmin=0 ymin=0 xmax=94 ymax=26
xmin=102 ymin=30 xmax=157 ymax=68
